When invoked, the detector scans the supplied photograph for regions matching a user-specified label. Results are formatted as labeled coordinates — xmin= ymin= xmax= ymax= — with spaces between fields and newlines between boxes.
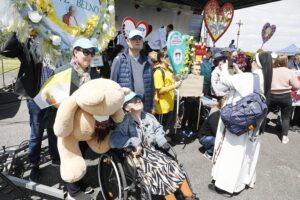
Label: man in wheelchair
xmin=110 ymin=91 xmax=198 ymax=200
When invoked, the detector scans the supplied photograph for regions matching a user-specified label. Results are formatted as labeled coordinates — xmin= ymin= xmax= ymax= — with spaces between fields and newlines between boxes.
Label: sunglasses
xmin=250 ymin=58 xmax=256 ymax=62
xmin=77 ymin=48 xmax=95 ymax=57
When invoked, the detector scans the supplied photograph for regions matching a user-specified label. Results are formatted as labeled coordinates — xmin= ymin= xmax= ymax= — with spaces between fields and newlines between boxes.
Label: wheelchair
xmin=98 ymin=144 xmax=194 ymax=200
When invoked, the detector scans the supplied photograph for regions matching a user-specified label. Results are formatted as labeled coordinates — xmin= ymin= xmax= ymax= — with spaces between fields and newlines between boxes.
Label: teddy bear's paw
xmin=60 ymin=157 xmax=87 ymax=183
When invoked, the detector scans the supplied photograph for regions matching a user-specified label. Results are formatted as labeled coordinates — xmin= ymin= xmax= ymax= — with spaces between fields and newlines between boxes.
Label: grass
xmin=0 ymin=58 xmax=20 ymax=74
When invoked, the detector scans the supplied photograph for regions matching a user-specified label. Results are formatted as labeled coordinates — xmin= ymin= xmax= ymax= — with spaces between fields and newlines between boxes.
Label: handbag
xmin=220 ymin=73 xmax=268 ymax=136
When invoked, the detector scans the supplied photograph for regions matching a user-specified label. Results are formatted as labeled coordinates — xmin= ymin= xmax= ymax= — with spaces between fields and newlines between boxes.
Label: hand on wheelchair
xmin=125 ymin=145 xmax=143 ymax=157
xmin=160 ymin=143 xmax=171 ymax=151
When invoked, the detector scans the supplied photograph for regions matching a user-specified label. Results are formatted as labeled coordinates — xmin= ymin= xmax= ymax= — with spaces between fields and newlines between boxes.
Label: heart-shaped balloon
xmin=262 ymin=23 xmax=276 ymax=44
xmin=166 ymin=31 xmax=187 ymax=75
xmin=203 ymin=0 xmax=234 ymax=43
xmin=122 ymin=17 xmax=149 ymax=38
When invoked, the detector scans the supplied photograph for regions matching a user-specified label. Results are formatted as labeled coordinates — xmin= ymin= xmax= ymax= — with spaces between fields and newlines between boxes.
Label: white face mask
xmin=93 ymin=115 xmax=109 ymax=122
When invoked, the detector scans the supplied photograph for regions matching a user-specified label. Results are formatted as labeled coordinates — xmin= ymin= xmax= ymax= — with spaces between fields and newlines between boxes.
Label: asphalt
xmin=0 ymin=101 xmax=300 ymax=200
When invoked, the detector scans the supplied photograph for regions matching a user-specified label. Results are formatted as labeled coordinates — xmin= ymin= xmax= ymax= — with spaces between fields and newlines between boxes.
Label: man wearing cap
xmin=47 ymin=38 xmax=98 ymax=200
xmin=110 ymin=29 xmax=154 ymax=113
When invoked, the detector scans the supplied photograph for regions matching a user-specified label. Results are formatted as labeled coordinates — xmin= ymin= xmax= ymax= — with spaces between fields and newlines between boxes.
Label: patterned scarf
xmin=70 ymin=57 xmax=91 ymax=86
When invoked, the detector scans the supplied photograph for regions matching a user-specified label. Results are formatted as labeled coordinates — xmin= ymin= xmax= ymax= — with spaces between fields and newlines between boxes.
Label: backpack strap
xmin=253 ymin=73 xmax=261 ymax=94
xmin=154 ymin=66 xmax=166 ymax=103
xmin=154 ymin=67 xmax=165 ymax=87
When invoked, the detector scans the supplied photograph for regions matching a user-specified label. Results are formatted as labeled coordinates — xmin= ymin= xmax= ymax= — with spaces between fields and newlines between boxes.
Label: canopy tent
xmin=276 ymin=44 xmax=300 ymax=55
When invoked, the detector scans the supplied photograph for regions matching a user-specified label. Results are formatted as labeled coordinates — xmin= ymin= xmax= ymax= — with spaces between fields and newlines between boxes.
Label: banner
xmin=167 ymin=31 xmax=187 ymax=75
xmin=34 ymin=68 xmax=72 ymax=109
xmin=0 ymin=0 xmax=116 ymax=64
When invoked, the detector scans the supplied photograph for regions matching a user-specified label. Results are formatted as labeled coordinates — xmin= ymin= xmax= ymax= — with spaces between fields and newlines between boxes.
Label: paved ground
xmin=0 ymin=101 xmax=300 ymax=200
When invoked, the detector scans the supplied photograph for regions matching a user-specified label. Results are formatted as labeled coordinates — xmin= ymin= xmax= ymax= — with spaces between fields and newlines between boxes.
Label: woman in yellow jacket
xmin=153 ymin=50 xmax=182 ymax=132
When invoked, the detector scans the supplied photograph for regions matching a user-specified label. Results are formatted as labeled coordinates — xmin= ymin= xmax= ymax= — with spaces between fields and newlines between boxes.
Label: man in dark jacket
xmin=0 ymin=33 xmax=59 ymax=181
xmin=110 ymin=29 xmax=154 ymax=112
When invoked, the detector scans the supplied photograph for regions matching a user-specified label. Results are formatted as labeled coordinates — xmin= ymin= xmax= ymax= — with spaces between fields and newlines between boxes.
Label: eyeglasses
xmin=77 ymin=48 xmax=95 ymax=57
xmin=250 ymin=58 xmax=256 ymax=62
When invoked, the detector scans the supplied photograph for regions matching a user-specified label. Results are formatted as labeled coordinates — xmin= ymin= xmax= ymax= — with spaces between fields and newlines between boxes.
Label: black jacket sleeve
xmin=0 ymin=33 xmax=21 ymax=58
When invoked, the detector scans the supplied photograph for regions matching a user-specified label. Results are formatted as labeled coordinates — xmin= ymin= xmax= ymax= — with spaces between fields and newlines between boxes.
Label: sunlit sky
xmin=215 ymin=0 xmax=300 ymax=52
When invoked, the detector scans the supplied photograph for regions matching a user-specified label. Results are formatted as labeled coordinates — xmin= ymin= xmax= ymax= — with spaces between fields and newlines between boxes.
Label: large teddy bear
xmin=53 ymin=79 xmax=129 ymax=183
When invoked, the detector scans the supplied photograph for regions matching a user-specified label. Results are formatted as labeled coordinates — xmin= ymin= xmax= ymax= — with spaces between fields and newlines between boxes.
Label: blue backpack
xmin=220 ymin=73 xmax=268 ymax=136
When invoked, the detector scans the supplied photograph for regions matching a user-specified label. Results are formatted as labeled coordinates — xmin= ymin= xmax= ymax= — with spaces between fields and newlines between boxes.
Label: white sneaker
xmin=282 ymin=136 xmax=289 ymax=144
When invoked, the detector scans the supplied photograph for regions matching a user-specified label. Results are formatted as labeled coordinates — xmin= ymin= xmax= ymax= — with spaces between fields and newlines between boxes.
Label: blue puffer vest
xmin=117 ymin=53 xmax=154 ymax=112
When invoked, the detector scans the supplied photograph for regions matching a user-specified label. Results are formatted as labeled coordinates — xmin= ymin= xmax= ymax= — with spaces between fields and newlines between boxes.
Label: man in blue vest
xmin=110 ymin=29 xmax=154 ymax=112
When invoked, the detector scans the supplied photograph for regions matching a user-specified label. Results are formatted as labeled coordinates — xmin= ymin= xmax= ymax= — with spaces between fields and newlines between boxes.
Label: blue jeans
xmin=199 ymin=135 xmax=215 ymax=155
xmin=27 ymin=99 xmax=59 ymax=164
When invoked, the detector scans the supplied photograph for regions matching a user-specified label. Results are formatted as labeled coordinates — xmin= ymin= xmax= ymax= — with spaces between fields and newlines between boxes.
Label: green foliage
xmin=0 ymin=30 xmax=10 ymax=45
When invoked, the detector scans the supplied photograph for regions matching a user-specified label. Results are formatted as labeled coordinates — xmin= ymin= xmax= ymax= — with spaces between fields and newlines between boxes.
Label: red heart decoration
xmin=203 ymin=0 xmax=234 ymax=43
xmin=122 ymin=16 xmax=149 ymax=38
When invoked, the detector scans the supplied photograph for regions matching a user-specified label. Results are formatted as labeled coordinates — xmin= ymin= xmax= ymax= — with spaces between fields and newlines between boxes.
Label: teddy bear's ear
xmin=54 ymin=96 xmax=78 ymax=137
xmin=122 ymin=87 xmax=131 ymax=95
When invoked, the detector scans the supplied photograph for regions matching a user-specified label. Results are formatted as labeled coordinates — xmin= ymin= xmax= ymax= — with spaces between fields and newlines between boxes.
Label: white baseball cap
xmin=72 ymin=38 xmax=99 ymax=52
xmin=128 ymin=29 xmax=144 ymax=39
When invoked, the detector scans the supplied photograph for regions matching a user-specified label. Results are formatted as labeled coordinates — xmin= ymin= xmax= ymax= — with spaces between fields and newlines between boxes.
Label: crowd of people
xmin=1 ymin=25 xmax=300 ymax=200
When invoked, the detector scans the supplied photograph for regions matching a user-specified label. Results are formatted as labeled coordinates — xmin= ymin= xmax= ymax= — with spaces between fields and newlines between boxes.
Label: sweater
xmin=271 ymin=67 xmax=300 ymax=94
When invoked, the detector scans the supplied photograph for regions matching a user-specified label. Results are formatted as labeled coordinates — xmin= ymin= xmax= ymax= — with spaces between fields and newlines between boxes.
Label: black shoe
xmin=67 ymin=192 xmax=94 ymax=200
xmin=208 ymin=184 xmax=233 ymax=198
xmin=51 ymin=159 xmax=60 ymax=167
xmin=29 ymin=165 xmax=40 ymax=182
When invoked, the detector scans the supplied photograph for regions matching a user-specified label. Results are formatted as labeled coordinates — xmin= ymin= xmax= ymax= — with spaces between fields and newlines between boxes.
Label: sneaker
xmin=182 ymin=130 xmax=194 ymax=138
xmin=29 ymin=164 xmax=40 ymax=182
xmin=84 ymin=186 xmax=94 ymax=194
xmin=289 ymin=125 xmax=300 ymax=132
xmin=282 ymin=136 xmax=289 ymax=144
xmin=67 ymin=192 xmax=94 ymax=200
xmin=51 ymin=159 xmax=60 ymax=167
xmin=203 ymin=151 xmax=212 ymax=160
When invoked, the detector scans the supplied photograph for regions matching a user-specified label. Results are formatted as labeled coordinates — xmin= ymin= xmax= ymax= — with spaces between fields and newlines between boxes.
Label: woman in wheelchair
xmin=110 ymin=91 xmax=198 ymax=200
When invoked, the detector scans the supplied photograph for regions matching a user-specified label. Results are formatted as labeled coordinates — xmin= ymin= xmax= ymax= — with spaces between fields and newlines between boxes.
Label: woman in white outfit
xmin=210 ymin=52 xmax=273 ymax=197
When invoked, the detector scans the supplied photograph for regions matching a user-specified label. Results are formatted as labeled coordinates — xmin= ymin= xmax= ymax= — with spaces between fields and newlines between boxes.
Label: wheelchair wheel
xmin=126 ymin=177 xmax=152 ymax=200
xmin=98 ymin=151 xmax=128 ymax=200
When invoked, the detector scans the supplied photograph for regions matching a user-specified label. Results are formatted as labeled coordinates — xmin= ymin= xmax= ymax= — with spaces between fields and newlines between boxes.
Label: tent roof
xmin=276 ymin=44 xmax=300 ymax=55
xmin=162 ymin=0 xmax=281 ymax=11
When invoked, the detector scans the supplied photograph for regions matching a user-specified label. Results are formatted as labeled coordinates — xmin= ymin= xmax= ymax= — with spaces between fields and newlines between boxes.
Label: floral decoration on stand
xmin=0 ymin=0 xmax=116 ymax=66
xmin=178 ymin=35 xmax=195 ymax=79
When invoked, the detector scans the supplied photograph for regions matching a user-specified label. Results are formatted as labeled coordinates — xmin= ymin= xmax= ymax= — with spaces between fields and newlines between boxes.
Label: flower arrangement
xmin=0 ymin=0 xmax=116 ymax=65
xmin=177 ymin=35 xmax=196 ymax=79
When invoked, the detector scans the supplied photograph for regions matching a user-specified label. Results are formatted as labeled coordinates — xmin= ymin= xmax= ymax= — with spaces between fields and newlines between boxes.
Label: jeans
xmin=269 ymin=93 xmax=293 ymax=136
xmin=27 ymin=99 xmax=59 ymax=164
xmin=199 ymin=135 xmax=215 ymax=155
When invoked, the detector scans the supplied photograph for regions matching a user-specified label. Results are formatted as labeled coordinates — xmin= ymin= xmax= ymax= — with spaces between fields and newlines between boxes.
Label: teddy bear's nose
xmin=93 ymin=115 xmax=109 ymax=122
